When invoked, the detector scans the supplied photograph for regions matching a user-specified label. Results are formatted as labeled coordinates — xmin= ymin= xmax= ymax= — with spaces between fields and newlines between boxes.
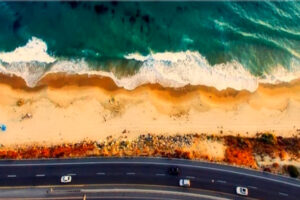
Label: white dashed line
xmin=216 ymin=180 xmax=227 ymax=184
xmin=96 ymin=172 xmax=106 ymax=175
xmin=279 ymin=192 xmax=288 ymax=196
xmin=7 ymin=175 xmax=16 ymax=178
xmin=126 ymin=172 xmax=136 ymax=175
xmin=155 ymin=173 xmax=166 ymax=176
xmin=186 ymin=176 xmax=195 ymax=179
xmin=67 ymin=173 xmax=76 ymax=176
xmin=1 ymin=160 xmax=299 ymax=188
xmin=35 ymin=174 xmax=45 ymax=177
xmin=248 ymin=186 xmax=257 ymax=189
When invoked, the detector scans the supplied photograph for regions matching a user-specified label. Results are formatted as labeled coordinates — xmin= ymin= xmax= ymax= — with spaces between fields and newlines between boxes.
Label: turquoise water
xmin=0 ymin=1 xmax=299 ymax=90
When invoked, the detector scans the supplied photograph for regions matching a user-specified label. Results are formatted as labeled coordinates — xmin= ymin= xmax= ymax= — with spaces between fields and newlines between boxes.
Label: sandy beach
xmin=0 ymin=1 xmax=299 ymax=180
xmin=0 ymin=73 xmax=299 ymax=147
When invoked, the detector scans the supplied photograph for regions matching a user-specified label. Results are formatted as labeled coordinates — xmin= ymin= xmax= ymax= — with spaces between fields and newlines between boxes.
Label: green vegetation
xmin=259 ymin=133 xmax=276 ymax=145
xmin=287 ymin=165 xmax=299 ymax=178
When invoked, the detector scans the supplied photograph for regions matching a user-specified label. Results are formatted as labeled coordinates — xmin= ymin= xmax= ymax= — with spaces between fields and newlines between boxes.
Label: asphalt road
xmin=0 ymin=157 xmax=299 ymax=200
xmin=0 ymin=184 xmax=240 ymax=200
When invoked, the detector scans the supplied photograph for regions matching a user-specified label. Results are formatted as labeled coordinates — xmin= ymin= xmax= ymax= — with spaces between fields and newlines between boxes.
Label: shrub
xmin=287 ymin=165 xmax=299 ymax=178
xmin=260 ymin=133 xmax=276 ymax=145
xmin=263 ymin=167 xmax=271 ymax=173
xmin=272 ymin=163 xmax=279 ymax=168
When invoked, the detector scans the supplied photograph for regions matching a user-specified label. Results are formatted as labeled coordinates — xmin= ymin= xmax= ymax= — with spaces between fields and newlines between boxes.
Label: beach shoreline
xmin=0 ymin=72 xmax=299 ymax=147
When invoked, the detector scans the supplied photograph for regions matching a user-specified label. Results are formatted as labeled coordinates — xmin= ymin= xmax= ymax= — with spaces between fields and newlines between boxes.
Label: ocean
xmin=0 ymin=1 xmax=299 ymax=91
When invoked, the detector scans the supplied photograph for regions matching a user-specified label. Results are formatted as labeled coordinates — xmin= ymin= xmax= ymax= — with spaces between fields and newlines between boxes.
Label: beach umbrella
xmin=0 ymin=124 xmax=6 ymax=131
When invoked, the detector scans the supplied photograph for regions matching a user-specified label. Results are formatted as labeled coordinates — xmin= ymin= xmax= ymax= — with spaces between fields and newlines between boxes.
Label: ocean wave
xmin=124 ymin=51 xmax=259 ymax=91
xmin=0 ymin=37 xmax=55 ymax=63
xmin=47 ymin=51 xmax=300 ymax=92
xmin=0 ymin=38 xmax=299 ymax=91
xmin=228 ymin=3 xmax=300 ymax=39
xmin=260 ymin=58 xmax=300 ymax=84
xmin=214 ymin=20 xmax=300 ymax=59
xmin=0 ymin=61 xmax=48 ymax=87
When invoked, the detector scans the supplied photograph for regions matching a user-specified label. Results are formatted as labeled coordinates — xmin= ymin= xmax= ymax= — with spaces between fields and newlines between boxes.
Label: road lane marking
xmin=1 ymin=160 xmax=299 ymax=188
xmin=3 ymin=197 xmax=85 ymax=200
xmin=186 ymin=176 xmax=195 ymax=179
xmin=96 ymin=172 xmax=106 ymax=175
xmin=247 ymin=186 xmax=257 ymax=189
xmin=1 ymin=196 xmax=226 ymax=200
xmin=216 ymin=180 xmax=226 ymax=184
xmin=155 ymin=173 xmax=165 ymax=176
xmin=35 ymin=174 xmax=45 ymax=177
xmin=7 ymin=175 xmax=16 ymax=178
xmin=67 ymin=173 xmax=76 ymax=176
xmin=0 ymin=183 xmax=233 ymax=200
xmin=126 ymin=172 xmax=136 ymax=175
xmin=279 ymin=192 xmax=288 ymax=196
xmin=80 ymin=188 xmax=231 ymax=200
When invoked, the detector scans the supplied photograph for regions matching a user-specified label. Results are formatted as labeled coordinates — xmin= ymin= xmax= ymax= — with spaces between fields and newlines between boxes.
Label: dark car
xmin=168 ymin=167 xmax=180 ymax=175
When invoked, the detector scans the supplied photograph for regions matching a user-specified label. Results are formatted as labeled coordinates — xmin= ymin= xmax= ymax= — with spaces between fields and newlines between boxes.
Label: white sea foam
xmin=0 ymin=38 xmax=299 ymax=91
xmin=0 ymin=37 xmax=54 ymax=87
xmin=124 ymin=51 xmax=300 ymax=91
xmin=0 ymin=37 xmax=55 ymax=63
xmin=260 ymin=58 xmax=300 ymax=84
xmin=44 ymin=51 xmax=300 ymax=92
xmin=124 ymin=51 xmax=259 ymax=91
xmin=0 ymin=62 xmax=49 ymax=87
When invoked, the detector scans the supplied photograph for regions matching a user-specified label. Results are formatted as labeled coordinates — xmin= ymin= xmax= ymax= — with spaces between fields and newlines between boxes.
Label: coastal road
xmin=0 ymin=184 xmax=240 ymax=200
xmin=0 ymin=157 xmax=299 ymax=199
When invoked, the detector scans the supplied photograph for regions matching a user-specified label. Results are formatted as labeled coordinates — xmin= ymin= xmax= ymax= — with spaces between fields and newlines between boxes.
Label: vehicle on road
xmin=168 ymin=167 xmax=180 ymax=175
xmin=179 ymin=179 xmax=190 ymax=187
xmin=61 ymin=175 xmax=72 ymax=183
xmin=236 ymin=186 xmax=248 ymax=196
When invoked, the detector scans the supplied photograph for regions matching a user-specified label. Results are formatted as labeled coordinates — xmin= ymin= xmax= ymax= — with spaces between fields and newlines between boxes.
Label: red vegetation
xmin=0 ymin=142 xmax=96 ymax=159
xmin=0 ymin=133 xmax=297 ymax=177
xmin=224 ymin=134 xmax=300 ymax=169
xmin=225 ymin=147 xmax=256 ymax=168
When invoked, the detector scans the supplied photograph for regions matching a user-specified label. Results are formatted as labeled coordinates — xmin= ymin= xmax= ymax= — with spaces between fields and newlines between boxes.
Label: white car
xmin=61 ymin=175 xmax=72 ymax=183
xmin=179 ymin=179 xmax=191 ymax=187
xmin=236 ymin=186 xmax=248 ymax=196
